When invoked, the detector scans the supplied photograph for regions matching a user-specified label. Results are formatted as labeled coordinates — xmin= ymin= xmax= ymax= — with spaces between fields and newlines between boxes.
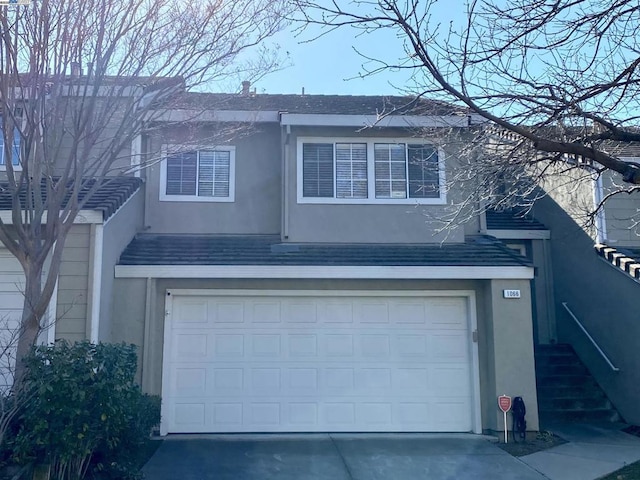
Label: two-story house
xmin=0 ymin=89 xmax=540 ymax=436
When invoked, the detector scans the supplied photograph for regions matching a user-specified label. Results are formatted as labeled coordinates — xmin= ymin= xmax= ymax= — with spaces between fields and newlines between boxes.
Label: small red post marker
xmin=498 ymin=395 xmax=512 ymax=443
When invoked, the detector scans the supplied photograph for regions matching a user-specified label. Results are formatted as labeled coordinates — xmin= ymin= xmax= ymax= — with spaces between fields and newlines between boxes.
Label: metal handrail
xmin=562 ymin=302 xmax=620 ymax=372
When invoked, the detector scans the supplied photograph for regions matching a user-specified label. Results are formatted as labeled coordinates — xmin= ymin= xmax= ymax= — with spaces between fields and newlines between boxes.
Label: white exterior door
xmin=162 ymin=290 xmax=479 ymax=434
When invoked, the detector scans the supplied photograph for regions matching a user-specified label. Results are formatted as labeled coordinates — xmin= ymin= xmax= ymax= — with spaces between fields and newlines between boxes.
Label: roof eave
xmin=115 ymin=264 xmax=534 ymax=279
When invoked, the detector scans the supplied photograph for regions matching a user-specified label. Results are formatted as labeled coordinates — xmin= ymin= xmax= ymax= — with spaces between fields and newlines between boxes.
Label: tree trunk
xmin=13 ymin=263 xmax=44 ymax=386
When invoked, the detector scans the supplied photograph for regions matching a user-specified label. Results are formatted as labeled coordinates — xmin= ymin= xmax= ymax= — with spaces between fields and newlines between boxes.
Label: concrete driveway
xmin=142 ymin=434 xmax=547 ymax=480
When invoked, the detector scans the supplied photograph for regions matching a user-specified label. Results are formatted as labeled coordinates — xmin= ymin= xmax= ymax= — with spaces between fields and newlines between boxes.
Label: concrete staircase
xmin=535 ymin=344 xmax=620 ymax=424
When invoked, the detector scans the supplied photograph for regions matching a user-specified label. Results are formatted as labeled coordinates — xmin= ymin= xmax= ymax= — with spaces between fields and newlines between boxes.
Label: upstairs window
xmin=298 ymin=138 xmax=444 ymax=204
xmin=0 ymin=124 xmax=20 ymax=168
xmin=160 ymin=147 xmax=235 ymax=202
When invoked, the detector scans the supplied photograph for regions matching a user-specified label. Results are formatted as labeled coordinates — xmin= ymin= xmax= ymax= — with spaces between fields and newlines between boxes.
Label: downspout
xmin=131 ymin=134 xmax=142 ymax=178
xmin=282 ymin=122 xmax=291 ymax=240
xmin=593 ymin=174 xmax=607 ymax=244
xmin=142 ymin=277 xmax=155 ymax=392
xmin=87 ymin=223 xmax=104 ymax=343
xmin=45 ymin=276 xmax=59 ymax=345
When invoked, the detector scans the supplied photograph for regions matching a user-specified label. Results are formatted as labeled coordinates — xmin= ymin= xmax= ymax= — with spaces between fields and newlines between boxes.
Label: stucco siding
xmin=538 ymin=165 xmax=597 ymax=239
xmin=601 ymin=171 xmax=640 ymax=246
xmin=56 ymin=224 xmax=91 ymax=342
xmin=534 ymin=194 xmax=640 ymax=424
xmin=100 ymin=188 xmax=144 ymax=342
xmin=481 ymin=278 xmax=539 ymax=432
xmin=142 ymin=124 xmax=281 ymax=235
xmin=285 ymin=126 xmax=471 ymax=244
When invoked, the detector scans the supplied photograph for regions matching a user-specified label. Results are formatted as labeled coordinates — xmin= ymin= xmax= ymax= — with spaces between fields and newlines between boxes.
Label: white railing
xmin=562 ymin=302 xmax=620 ymax=372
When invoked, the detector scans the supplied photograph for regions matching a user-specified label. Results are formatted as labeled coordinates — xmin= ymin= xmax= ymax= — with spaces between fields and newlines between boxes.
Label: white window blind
xmin=336 ymin=143 xmax=367 ymax=198
xmin=165 ymin=150 xmax=231 ymax=198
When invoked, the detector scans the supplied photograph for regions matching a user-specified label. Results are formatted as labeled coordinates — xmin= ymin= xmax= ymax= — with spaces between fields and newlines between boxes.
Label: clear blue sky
xmin=252 ymin=5 xmax=469 ymax=96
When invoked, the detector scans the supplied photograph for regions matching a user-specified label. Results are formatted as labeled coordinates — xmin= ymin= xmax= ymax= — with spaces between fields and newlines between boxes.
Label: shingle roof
xmin=118 ymin=234 xmax=532 ymax=267
xmin=168 ymin=93 xmax=466 ymax=117
xmin=486 ymin=209 xmax=548 ymax=230
xmin=0 ymin=177 xmax=143 ymax=221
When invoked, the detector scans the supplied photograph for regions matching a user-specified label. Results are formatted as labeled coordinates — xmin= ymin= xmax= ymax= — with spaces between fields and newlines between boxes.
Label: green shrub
xmin=12 ymin=341 xmax=160 ymax=480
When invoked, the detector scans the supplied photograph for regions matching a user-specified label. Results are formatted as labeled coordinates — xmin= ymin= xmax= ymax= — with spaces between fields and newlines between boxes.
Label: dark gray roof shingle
xmin=118 ymin=234 xmax=532 ymax=267
xmin=486 ymin=209 xmax=547 ymax=231
xmin=0 ymin=177 xmax=143 ymax=221
xmin=167 ymin=93 xmax=466 ymax=117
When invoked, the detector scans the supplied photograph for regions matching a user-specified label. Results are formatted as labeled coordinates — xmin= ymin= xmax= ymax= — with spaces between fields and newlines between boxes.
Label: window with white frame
xmin=0 ymin=122 xmax=20 ymax=168
xmin=160 ymin=147 xmax=235 ymax=202
xmin=298 ymin=138 xmax=444 ymax=204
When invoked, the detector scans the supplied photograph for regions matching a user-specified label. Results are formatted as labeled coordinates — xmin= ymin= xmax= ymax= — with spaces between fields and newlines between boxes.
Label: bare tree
xmin=293 ymin=0 xmax=640 ymax=223
xmin=0 ymin=0 xmax=289 ymax=382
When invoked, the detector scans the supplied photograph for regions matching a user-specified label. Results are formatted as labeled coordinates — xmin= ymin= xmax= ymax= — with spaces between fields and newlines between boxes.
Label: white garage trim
xmin=160 ymin=289 xmax=482 ymax=435
xmin=116 ymin=264 xmax=534 ymax=280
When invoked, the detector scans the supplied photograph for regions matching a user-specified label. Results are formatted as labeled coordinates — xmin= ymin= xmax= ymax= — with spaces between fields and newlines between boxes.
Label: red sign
xmin=498 ymin=395 xmax=512 ymax=413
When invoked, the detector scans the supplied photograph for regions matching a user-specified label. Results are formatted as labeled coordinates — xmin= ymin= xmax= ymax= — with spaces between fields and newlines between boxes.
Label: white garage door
xmin=162 ymin=290 xmax=478 ymax=434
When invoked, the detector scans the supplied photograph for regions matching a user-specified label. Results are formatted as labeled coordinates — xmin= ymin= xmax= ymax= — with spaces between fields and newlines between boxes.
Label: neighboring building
xmin=1 ymin=89 xmax=543 ymax=436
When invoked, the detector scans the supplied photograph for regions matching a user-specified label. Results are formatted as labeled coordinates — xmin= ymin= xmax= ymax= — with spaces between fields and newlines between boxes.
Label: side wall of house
xmin=534 ymin=192 xmax=640 ymax=424
xmin=100 ymin=189 xmax=144 ymax=342
xmin=56 ymin=224 xmax=91 ymax=342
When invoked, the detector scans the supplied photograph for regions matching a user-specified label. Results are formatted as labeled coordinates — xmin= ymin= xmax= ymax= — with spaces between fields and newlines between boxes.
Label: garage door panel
xmin=164 ymin=293 xmax=475 ymax=433
xmin=356 ymin=301 xmax=390 ymax=324
xmin=319 ymin=301 xmax=354 ymax=324
xmin=172 ymin=300 xmax=209 ymax=326
xmin=428 ymin=333 xmax=469 ymax=360
xmin=428 ymin=298 xmax=468 ymax=329
xmin=391 ymin=301 xmax=426 ymax=324
xmin=285 ymin=301 xmax=318 ymax=323
xmin=248 ymin=300 xmax=281 ymax=324
xmin=288 ymin=334 xmax=318 ymax=357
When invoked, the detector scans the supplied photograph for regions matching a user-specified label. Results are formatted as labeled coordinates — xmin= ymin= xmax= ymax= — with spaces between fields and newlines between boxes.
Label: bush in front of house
xmin=11 ymin=341 xmax=160 ymax=480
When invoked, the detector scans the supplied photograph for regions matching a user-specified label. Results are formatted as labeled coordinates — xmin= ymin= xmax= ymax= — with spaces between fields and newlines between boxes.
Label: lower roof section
xmin=115 ymin=234 xmax=534 ymax=280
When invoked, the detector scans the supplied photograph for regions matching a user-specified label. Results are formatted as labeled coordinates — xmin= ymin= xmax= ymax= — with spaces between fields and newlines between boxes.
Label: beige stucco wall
xmin=100 ymin=189 xmax=144 ymax=342
xmin=112 ymin=276 xmax=538 ymax=432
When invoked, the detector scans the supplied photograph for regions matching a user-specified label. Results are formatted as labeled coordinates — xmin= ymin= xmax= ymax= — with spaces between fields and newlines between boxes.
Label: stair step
xmin=534 ymin=344 xmax=620 ymax=424
xmin=538 ymin=397 xmax=612 ymax=410
xmin=535 ymin=344 xmax=574 ymax=353
xmin=536 ymin=385 xmax=607 ymax=399
xmin=539 ymin=408 xmax=620 ymax=423
xmin=537 ymin=364 xmax=589 ymax=376
xmin=535 ymin=355 xmax=584 ymax=367
xmin=536 ymin=374 xmax=598 ymax=386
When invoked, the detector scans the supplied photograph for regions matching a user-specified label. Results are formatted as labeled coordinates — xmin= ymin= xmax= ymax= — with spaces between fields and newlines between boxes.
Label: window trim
xmin=159 ymin=145 xmax=236 ymax=202
xmin=296 ymin=137 xmax=446 ymax=205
